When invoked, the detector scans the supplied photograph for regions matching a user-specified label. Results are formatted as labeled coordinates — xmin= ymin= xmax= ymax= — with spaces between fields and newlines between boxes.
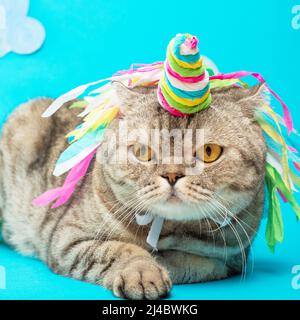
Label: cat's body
xmin=0 ymin=85 xmax=267 ymax=299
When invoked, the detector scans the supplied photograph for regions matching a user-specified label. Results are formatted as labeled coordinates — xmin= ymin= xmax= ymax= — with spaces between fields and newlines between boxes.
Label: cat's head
xmin=97 ymin=82 xmax=267 ymax=222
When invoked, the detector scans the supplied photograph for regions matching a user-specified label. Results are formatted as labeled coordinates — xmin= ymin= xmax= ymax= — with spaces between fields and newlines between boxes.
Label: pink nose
xmin=161 ymin=173 xmax=184 ymax=185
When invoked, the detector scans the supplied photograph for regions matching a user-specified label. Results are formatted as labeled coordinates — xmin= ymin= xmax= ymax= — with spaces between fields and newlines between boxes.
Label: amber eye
xmin=133 ymin=144 xmax=154 ymax=162
xmin=197 ymin=144 xmax=223 ymax=163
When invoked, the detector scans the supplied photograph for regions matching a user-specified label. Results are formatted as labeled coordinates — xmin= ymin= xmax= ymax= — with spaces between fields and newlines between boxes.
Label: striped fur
xmin=0 ymin=85 xmax=267 ymax=299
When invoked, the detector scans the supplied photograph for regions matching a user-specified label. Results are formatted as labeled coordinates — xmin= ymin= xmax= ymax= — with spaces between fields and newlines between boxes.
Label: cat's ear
xmin=112 ymin=81 xmax=156 ymax=115
xmin=238 ymin=83 xmax=270 ymax=119
xmin=112 ymin=81 xmax=139 ymax=115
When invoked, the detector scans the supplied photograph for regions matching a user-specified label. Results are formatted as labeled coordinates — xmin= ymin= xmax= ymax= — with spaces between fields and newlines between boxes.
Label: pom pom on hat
xmin=158 ymin=33 xmax=212 ymax=117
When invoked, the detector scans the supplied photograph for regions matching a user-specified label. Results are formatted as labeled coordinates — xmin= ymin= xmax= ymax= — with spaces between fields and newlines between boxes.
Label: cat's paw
xmin=112 ymin=257 xmax=172 ymax=300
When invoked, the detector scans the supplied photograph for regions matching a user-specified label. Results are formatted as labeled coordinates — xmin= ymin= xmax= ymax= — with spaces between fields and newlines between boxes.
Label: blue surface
xmin=0 ymin=0 xmax=300 ymax=300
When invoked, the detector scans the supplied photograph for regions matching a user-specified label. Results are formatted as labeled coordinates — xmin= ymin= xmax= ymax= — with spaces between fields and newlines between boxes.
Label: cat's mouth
xmin=166 ymin=194 xmax=182 ymax=204
xmin=166 ymin=190 xmax=182 ymax=204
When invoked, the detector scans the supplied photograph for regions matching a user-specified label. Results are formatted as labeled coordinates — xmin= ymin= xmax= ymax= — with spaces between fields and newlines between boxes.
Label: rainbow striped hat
xmin=158 ymin=34 xmax=211 ymax=116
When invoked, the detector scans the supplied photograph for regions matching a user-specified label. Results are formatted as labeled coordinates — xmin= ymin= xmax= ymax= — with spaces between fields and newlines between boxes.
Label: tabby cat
xmin=0 ymin=83 xmax=267 ymax=299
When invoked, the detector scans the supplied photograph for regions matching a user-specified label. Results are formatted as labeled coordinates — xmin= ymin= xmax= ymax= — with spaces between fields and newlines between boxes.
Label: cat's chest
xmin=160 ymin=219 xmax=214 ymax=239
xmin=156 ymin=219 xmax=240 ymax=258
xmin=157 ymin=220 xmax=215 ymax=254
xmin=157 ymin=232 xmax=241 ymax=259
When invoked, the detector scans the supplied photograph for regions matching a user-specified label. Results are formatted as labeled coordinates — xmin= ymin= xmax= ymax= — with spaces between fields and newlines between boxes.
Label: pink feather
xmin=32 ymin=149 xmax=97 ymax=209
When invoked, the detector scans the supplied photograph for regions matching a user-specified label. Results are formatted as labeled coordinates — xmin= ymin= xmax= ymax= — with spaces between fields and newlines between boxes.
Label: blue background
xmin=0 ymin=0 xmax=300 ymax=300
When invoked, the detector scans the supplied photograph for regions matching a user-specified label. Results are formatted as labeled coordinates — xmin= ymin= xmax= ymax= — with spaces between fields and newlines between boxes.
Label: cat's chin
xmin=149 ymin=199 xmax=210 ymax=221
xmin=150 ymin=188 xmax=255 ymax=221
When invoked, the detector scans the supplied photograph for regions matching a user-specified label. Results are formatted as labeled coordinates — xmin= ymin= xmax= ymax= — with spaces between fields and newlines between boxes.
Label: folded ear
xmin=111 ymin=81 xmax=156 ymax=115
xmin=240 ymin=82 xmax=270 ymax=103
xmin=111 ymin=81 xmax=138 ymax=115
xmin=238 ymin=83 xmax=270 ymax=119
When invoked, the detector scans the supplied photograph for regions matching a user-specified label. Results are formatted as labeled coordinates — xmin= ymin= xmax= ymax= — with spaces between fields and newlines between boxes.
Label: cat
xmin=0 ymin=83 xmax=267 ymax=300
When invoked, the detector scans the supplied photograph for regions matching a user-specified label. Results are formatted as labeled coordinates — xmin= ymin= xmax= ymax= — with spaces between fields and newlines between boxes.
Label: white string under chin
xmin=135 ymin=213 xmax=164 ymax=251
xmin=135 ymin=212 xmax=231 ymax=251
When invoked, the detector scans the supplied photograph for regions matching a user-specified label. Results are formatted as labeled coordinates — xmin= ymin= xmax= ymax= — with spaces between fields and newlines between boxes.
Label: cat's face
xmin=98 ymin=83 xmax=267 ymax=222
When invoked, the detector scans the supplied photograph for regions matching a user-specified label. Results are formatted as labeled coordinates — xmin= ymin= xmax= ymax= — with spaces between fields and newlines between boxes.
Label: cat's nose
xmin=161 ymin=173 xmax=184 ymax=186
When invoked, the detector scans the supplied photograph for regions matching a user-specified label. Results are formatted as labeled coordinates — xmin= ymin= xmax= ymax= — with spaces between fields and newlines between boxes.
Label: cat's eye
xmin=196 ymin=144 xmax=223 ymax=163
xmin=133 ymin=144 xmax=154 ymax=162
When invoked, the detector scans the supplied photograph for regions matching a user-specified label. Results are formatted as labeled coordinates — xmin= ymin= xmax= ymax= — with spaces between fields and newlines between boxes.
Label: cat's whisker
xmin=102 ymin=197 xmax=146 ymax=242
xmin=217 ymin=203 xmax=255 ymax=278
xmin=88 ymin=193 xmax=143 ymax=251
xmin=89 ymin=179 xmax=157 ymax=249
xmin=214 ymin=192 xmax=258 ymax=219
xmin=193 ymin=194 xmax=248 ymax=280
xmin=213 ymin=193 xmax=261 ymax=277
xmin=204 ymin=200 xmax=229 ymax=263
xmin=196 ymin=203 xmax=218 ymax=253
xmin=112 ymin=197 xmax=159 ymax=244
xmin=209 ymin=197 xmax=252 ymax=280
xmin=193 ymin=200 xmax=226 ymax=257
xmin=81 ymin=196 xmax=141 ymax=264
xmin=103 ymin=194 xmax=157 ymax=243
xmin=206 ymin=217 xmax=217 ymax=254
xmin=211 ymin=196 xmax=255 ymax=253
xmin=213 ymin=193 xmax=262 ymax=238
xmin=132 ymin=205 xmax=152 ymax=244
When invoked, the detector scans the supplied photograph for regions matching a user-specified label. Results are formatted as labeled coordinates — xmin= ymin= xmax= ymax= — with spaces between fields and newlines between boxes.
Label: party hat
xmin=158 ymin=34 xmax=211 ymax=117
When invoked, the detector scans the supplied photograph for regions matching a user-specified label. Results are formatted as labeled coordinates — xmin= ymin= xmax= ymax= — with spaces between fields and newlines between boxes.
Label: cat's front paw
xmin=112 ymin=257 xmax=172 ymax=300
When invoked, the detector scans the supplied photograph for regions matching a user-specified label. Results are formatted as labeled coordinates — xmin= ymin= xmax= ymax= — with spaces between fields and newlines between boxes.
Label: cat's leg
xmin=45 ymin=220 xmax=172 ymax=300
xmin=156 ymin=250 xmax=229 ymax=284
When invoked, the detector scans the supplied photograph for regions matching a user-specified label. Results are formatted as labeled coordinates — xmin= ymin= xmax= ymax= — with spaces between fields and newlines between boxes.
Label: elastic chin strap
xmin=135 ymin=212 xmax=232 ymax=251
